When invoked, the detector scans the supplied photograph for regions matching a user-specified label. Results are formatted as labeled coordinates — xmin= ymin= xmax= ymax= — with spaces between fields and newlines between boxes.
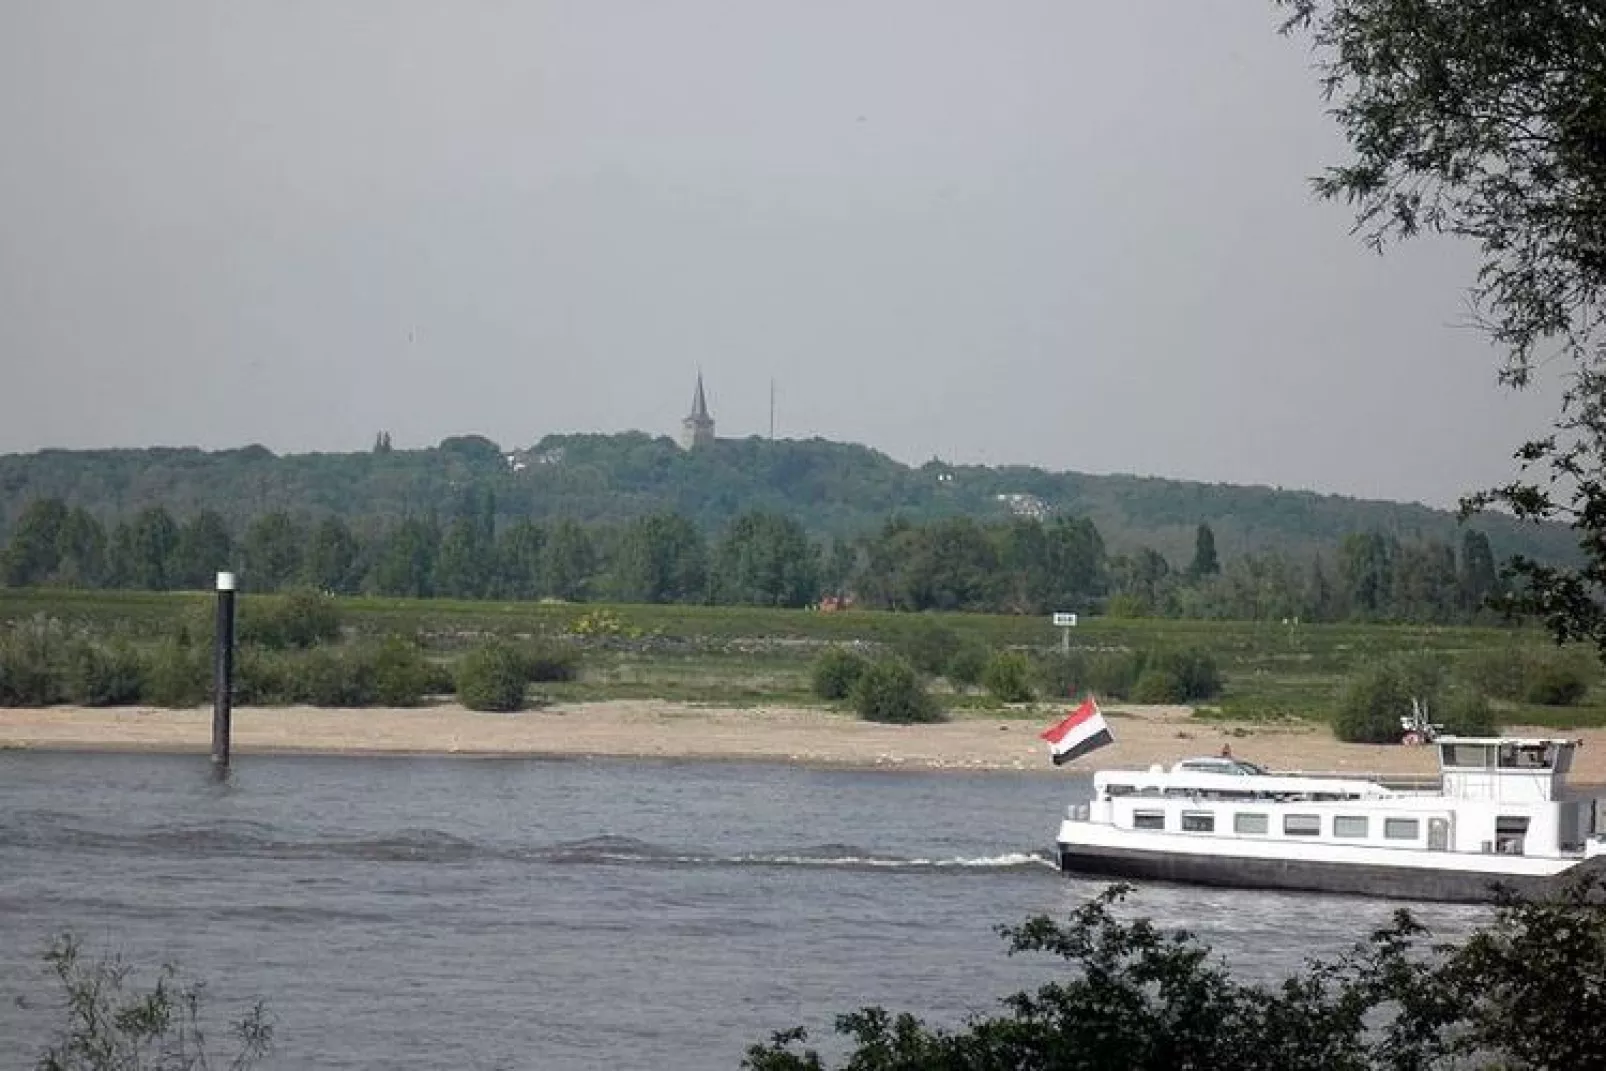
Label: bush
xmin=1152 ymin=647 xmax=1223 ymax=701
xmin=62 ymin=639 xmax=144 ymax=706
xmin=233 ymin=646 xmax=292 ymax=705
xmin=1131 ymin=669 xmax=1186 ymax=704
xmin=1034 ymin=650 xmax=1088 ymax=701
xmin=1085 ymin=651 xmax=1143 ymax=699
xmin=373 ymin=638 xmax=431 ymax=706
xmin=1524 ymin=656 xmax=1589 ymax=706
xmin=0 ymin=617 xmax=68 ymax=706
xmin=456 ymin=642 xmax=530 ymax=712
xmin=945 ymin=641 xmax=991 ymax=688
xmin=897 ymin=620 xmax=961 ymax=677
xmin=851 ymin=658 xmax=943 ymax=724
xmin=1333 ymin=661 xmax=1415 ymax=743
xmin=237 ymin=588 xmax=341 ymax=650
xmin=1438 ymin=688 xmax=1498 ymax=737
xmin=982 ymin=651 xmax=1035 ymax=703
xmin=1462 ymin=645 xmax=1529 ymax=701
xmin=145 ymin=639 xmax=209 ymax=708
xmin=812 ymin=646 xmax=869 ymax=701
xmin=518 ymin=639 xmax=580 ymax=683
xmin=292 ymin=647 xmax=379 ymax=707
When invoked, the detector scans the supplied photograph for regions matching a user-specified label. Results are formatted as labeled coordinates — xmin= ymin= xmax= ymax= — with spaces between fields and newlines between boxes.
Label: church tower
xmin=681 ymin=372 xmax=716 ymax=450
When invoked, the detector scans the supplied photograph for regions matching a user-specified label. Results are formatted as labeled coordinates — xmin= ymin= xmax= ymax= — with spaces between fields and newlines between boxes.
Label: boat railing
xmin=1282 ymin=771 xmax=1442 ymax=793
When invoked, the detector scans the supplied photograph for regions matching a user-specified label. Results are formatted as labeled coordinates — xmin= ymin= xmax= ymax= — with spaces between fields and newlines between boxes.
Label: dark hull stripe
xmin=1057 ymin=841 xmax=1569 ymax=904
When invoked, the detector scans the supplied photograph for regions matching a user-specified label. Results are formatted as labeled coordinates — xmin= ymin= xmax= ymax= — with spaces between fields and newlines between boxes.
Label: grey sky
xmin=0 ymin=2 xmax=1560 ymax=509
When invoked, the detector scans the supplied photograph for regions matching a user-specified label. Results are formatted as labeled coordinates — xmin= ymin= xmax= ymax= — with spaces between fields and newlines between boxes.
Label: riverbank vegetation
xmin=2 ymin=588 xmax=1605 ymax=732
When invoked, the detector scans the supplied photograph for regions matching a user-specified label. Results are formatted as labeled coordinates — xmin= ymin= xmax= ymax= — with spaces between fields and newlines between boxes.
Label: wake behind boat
xmin=1043 ymin=701 xmax=1606 ymax=903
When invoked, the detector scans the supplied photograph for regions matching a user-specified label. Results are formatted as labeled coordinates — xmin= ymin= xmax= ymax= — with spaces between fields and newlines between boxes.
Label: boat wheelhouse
xmin=1055 ymin=736 xmax=1606 ymax=902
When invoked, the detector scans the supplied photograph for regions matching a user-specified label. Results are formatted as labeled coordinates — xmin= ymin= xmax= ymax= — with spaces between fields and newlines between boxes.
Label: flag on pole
xmin=1039 ymin=697 xmax=1113 ymax=766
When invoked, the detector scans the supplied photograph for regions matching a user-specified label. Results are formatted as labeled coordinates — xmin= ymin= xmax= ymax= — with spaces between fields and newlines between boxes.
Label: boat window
xmin=1104 ymin=784 xmax=1135 ymax=797
xmin=1442 ymin=743 xmax=1492 ymax=769
xmin=1133 ymin=811 xmax=1165 ymax=831
xmin=1233 ymin=812 xmax=1268 ymax=835
xmin=1497 ymin=744 xmax=1555 ymax=771
xmin=1333 ymin=816 xmax=1369 ymax=839
xmin=1181 ymin=811 xmax=1215 ymax=832
xmin=1383 ymin=818 xmax=1420 ymax=841
xmin=1283 ymin=814 xmax=1321 ymax=837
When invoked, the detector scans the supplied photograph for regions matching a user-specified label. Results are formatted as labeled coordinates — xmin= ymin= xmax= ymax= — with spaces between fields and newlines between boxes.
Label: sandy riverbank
xmin=4 ymin=701 xmax=1605 ymax=778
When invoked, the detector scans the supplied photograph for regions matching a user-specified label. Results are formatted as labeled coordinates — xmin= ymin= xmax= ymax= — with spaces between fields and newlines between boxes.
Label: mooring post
xmin=211 ymin=571 xmax=237 ymax=775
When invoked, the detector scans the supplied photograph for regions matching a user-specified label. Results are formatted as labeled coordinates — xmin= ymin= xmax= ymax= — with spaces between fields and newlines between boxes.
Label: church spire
xmin=681 ymin=371 xmax=715 ymax=449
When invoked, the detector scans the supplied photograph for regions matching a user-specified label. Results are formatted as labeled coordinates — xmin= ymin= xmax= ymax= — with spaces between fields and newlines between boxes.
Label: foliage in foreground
xmin=32 ymin=933 xmax=272 ymax=1071
xmin=745 ymin=877 xmax=1606 ymax=1071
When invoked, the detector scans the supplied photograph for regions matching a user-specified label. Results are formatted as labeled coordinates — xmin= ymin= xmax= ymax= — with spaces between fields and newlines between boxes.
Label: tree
xmin=54 ymin=508 xmax=107 ymax=588
xmin=434 ymin=490 xmax=496 ymax=600
xmin=712 ymin=512 xmax=820 ymax=608
xmin=1188 ymin=522 xmax=1220 ymax=578
xmin=172 ymin=510 xmax=234 ymax=590
xmin=611 ymin=513 xmax=708 ymax=604
xmin=2 ymin=498 xmax=68 ymax=586
xmin=494 ymin=521 xmax=546 ymax=600
xmin=540 ymin=520 xmax=595 ymax=601
xmin=1278 ymin=1 xmax=1606 ymax=656
xmin=241 ymin=512 xmax=304 ymax=593
xmin=303 ymin=517 xmax=360 ymax=594
xmin=370 ymin=517 xmax=440 ymax=598
xmin=1458 ymin=529 xmax=1500 ymax=615
xmin=119 ymin=507 xmax=180 ymax=591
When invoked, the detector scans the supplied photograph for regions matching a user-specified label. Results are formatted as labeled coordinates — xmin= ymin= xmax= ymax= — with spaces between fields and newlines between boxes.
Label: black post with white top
xmin=211 ymin=571 xmax=237 ymax=775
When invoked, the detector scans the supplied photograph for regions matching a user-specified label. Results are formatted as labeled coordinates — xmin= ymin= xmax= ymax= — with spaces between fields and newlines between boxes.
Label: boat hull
xmin=1056 ymin=839 xmax=1582 ymax=904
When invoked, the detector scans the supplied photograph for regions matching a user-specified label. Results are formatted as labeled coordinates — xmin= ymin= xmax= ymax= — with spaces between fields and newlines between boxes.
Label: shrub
xmin=1085 ymin=651 xmax=1143 ymax=700
xmin=1034 ymin=650 xmax=1089 ymax=701
xmin=233 ymin=646 xmax=293 ymax=705
xmin=1524 ymin=655 xmax=1589 ymax=706
xmin=237 ymin=588 xmax=341 ymax=650
xmin=1462 ymin=646 xmax=1530 ymax=701
xmin=945 ymin=641 xmax=991 ymax=688
xmin=145 ymin=639 xmax=209 ymax=708
xmin=292 ymin=647 xmax=379 ymax=707
xmin=518 ymin=639 xmax=580 ymax=683
xmin=421 ymin=658 xmax=456 ymax=696
xmin=812 ymin=646 xmax=869 ymax=701
xmin=851 ymin=657 xmax=943 ymax=724
xmin=456 ymin=642 xmax=529 ymax=712
xmin=1438 ymin=688 xmax=1498 ymax=737
xmin=0 ymin=617 xmax=68 ymax=706
xmin=1153 ymin=647 xmax=1223 ymax=701
xmin=1131 ymin=669 xmax=1186 ymax=704
xmin=62 ymin=639 xmax=144 ymax=706
xmin=1332 ymin=661 xmax=1415 ymax=743
xmin=897 ymin=620 xmax=961 ymax=677
xmin=982 ymin=651 xmax=1036 ymax=703
xmin=373 ymin=638 xmax=431 ymax=706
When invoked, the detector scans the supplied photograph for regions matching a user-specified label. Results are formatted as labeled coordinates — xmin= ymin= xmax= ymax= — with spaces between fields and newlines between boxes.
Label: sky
xmin=0 ymin=2 xmax=1564 ymax=509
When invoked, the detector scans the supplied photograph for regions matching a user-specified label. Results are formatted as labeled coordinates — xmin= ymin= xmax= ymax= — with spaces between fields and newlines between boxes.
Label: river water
xmin=0 ymin=751 xmax=1488 ymax=1069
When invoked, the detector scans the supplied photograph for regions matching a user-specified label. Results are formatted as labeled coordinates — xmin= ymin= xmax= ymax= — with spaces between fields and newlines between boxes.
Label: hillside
xmin=0 ymin=431 xmax=1579 ymax=565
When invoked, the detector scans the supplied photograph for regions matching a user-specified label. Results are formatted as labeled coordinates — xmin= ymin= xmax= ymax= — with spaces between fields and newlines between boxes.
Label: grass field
xmin=4 ymin=588 xmax=1606 ymax=728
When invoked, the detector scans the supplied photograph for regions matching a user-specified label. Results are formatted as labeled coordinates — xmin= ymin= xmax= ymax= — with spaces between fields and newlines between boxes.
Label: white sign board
xmin=1052 ymin=612 xmax=1078 ymax=628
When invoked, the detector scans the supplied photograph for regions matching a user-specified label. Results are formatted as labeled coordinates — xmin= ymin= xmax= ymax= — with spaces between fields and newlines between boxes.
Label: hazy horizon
xmin=0 ymin=3 xmax=1562 ymax=511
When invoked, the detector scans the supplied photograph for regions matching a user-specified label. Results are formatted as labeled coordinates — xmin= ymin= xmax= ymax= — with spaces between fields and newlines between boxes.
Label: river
xmin=0 ymin=751 xmax=1487 ymax=1069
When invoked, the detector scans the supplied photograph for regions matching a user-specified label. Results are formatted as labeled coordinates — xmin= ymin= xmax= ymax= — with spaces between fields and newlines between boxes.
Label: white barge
xmin=1055 ymin=737 xmax=1606 ymax=902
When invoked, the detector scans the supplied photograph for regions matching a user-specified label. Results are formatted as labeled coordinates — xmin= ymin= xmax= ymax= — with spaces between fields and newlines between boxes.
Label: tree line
xmin=0 ymin=492 xmax=1515 ymax=624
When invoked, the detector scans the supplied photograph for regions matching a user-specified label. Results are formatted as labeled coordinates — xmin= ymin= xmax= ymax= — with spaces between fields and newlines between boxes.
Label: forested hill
xmin=0 ymin=431 xmax=1578 ymax=564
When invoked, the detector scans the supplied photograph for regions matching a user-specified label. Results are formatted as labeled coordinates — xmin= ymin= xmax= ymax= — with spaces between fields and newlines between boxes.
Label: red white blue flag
xmin=1039 ymin=697 xmax=1113 ymax=766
